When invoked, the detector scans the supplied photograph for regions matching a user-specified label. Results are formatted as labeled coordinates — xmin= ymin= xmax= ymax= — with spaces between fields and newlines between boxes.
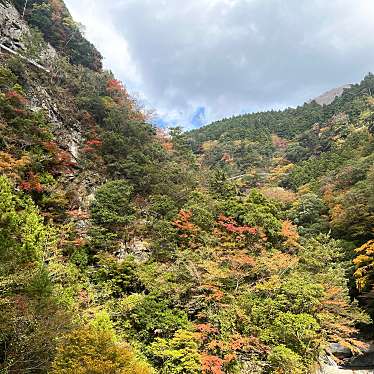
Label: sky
xmin=64 ymin=0 xmax=374 ymax=129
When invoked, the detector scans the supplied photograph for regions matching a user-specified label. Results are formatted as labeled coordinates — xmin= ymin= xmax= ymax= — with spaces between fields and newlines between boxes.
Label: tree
xmin=0 ymin=176 xmax=68 ymax=373
xmin=91 ymin=180 xmax=134 ymax=227
xmin=354 ymin=240 xmax=374 ymax=293
xmin=148 ymin=330 xmax=201 ymax=374
xmin=52 ymin=323 xmax=153 ymax=374
xmin=90 ymin=180 xmax=135 ymax=250
xmin=268 ymin=345 xmax=304 ymax=374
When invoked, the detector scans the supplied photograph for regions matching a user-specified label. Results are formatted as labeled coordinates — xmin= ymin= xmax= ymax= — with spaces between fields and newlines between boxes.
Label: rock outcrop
xmin=310 ymin=84 xmax=352 ymax=106
xmin=0 ymin=0 xmax=28 ymax=50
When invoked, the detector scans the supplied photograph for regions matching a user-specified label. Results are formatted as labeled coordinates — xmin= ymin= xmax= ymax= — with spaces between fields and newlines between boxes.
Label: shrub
xmin=52 ymin=324 xmax=153 ymax=374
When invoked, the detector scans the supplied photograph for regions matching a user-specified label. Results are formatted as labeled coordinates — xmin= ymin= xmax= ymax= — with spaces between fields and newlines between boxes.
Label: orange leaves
xmin=80 ymin=111 xmax=97 ymax=128
xmin=260 ymin=187 xmax=296 ymax=205
xmin=230 ymin=253 xmax=256 ymax=268
xmin=155 ymin=129 xmax=173 ymax=153
xmin=172 ymin=209 xmax=198 ymax=238
xmin=198 ymin=284 xmax=225 ymax=302
xmin=49 ymin=0 xmax=65 ymax=22
xmin=259 ymin=252 xmax=299 ymax=275
xmin=0 ymin=152 xmax=30 ymax=172
xmin=281 ymin=220 xmax=300 ymax=250
xmin=173 ymin=209 xmax=195 ymax=232
xmin=221 ymin=152 xmax=234 ymax=164
xmin=162 ymin=142 xmax=174 ymax=152
xmin=67 ymin=209 xmax=90 ymax=220
xmin=86 ymin=139 xmax=102 ymax=147
xmin=201 ymin=354 xmax=224 ymax=374
xmin=195 ymin=323 xmax=219 ymax=335
xmin=199 ymin=334 xmax=269 ymax=374
xmin=321 ymin=286 xmax=349 ymax=313
xmin=106 ymin=79 xmax=146 ymax=121
xmin=61 ymin=237 xmax=88 ymax=248
xmin=321 ymin=183 xmax=336 ymax=206
xmin=331 ymin=203 xmax=345 ymax=220
xmin=229 ymin=335 xmax=269 ymax=355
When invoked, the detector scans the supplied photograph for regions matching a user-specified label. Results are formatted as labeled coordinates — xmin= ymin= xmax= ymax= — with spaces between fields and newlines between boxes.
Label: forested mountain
xmin=0 ymin=1 xmax=373 ymax=373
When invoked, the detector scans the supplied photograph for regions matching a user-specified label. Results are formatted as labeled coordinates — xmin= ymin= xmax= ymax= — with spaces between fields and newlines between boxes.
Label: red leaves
xmin=107 ymin=79 xmax=125 ymax=94
xmin=218 ymin=214 xmax=257 ymax=235
xmin=4 ymin=90 xmax=28 ymax=116
xmin=5 ymin=90 xmax=28 ymax=106
xmin=42 ymin=141 xmax=77 ymax=171
xmin=82 ymin=138 xmax=102 ymax=154
xmin=13 ymin=295 xmax=28 ymax=313
xmin=86 ymin=139 xmax=102 ymax=147
xmin=42 ymin=141 xmax=60 ymax=154
xmin=229 ymin=335 xmax=269 ymax=355
xmin=20 ymin=172 xmax=43 ymax=193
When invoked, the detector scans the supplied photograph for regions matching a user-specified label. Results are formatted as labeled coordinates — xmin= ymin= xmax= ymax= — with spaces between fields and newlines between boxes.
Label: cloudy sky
xmin=64 ymin=0 xmax=374 ymax=129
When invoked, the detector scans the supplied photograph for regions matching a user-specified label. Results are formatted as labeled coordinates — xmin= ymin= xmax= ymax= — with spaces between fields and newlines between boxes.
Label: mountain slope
xmin=0 ymin=1 xmax=373 ymax=374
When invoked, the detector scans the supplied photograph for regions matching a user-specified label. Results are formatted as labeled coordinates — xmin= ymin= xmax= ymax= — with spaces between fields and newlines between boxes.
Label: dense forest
xmin=0 ymin=1 xmax=373 ymax=373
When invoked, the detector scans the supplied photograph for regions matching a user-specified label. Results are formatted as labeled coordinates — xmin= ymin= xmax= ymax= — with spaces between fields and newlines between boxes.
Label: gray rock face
xmin=0 ymin=2 xmax=79 ymax=164
xmin=315 ymin=344 xmax=374 ymax=374
xmin=310 ymin=85 xmax=352 ymax=106
xmin=117 ymin=238 xmax=151 ymax=261
xmin=0 ymin=0 xmax=28 ymax=50
xmin=0 ymin=0 xmax=96 ymax=214
xmin=0 ymin=0 xmax=56 ymax=64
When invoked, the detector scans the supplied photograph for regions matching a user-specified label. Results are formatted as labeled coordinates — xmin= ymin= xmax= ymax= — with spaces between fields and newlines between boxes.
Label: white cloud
xmin=64 ymin=0 xmax=374 ymax=129
xmin=65 ymin=0 xmax=141 ymax=90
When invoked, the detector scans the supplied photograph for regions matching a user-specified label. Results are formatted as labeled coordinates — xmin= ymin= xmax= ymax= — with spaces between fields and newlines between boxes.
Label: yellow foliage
xmin=51 ymin=325 xmax=154 ymax=374
xmin=0 ymin=152 xmax=30 ymax=171
xmin=281 ymin=220 xmax=300 ymax=250
xmin=256 ymin=252 xmax=299 ymax=277
xmin=260 ymin=187 xmax=297 ymax=205
xmin=353 ymin=240 xmax=374 ymax=292
xmin=330 ymin=204 xmax=346 ymax=225
xmin=367 ymin=96 xmax=374 ymax=106
xmin=269 ymin=164 xmax=294 ymax=182
xmin=297 ymin=185 xmax=311 ymax=195
xmin=201 ymin=140 xmax=219 ymax=152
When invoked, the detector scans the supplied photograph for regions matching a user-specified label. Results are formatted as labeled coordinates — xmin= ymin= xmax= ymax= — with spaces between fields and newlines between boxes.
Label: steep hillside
xmin=0 ymin=1 xmax=373 ymax=374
